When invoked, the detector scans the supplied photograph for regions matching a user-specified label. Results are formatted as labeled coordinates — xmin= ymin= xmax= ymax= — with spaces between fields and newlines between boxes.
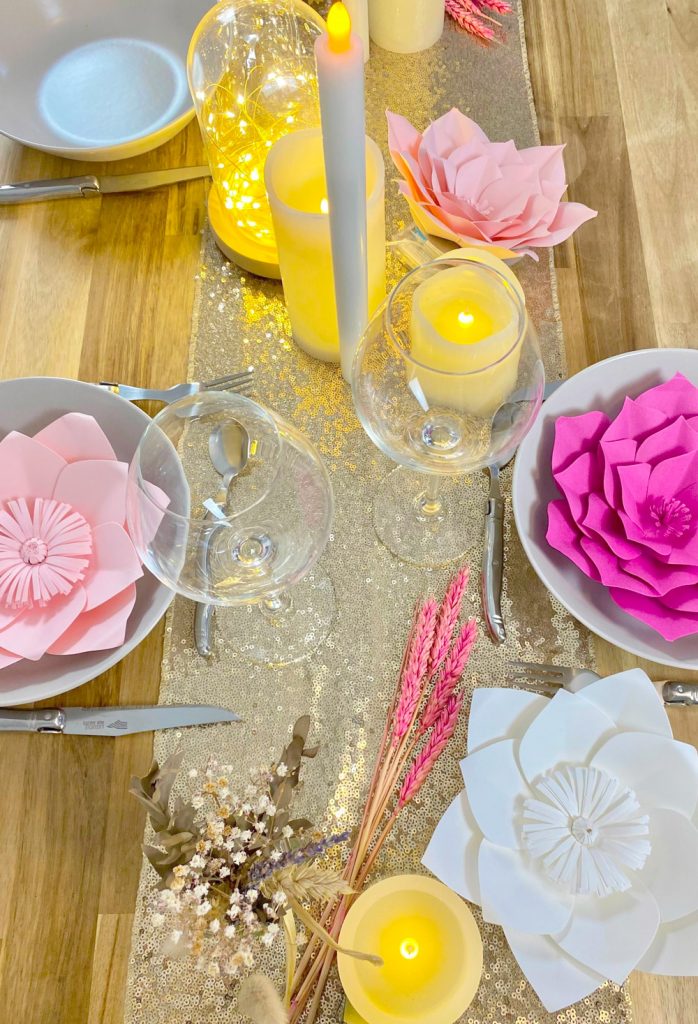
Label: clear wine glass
xmin=351 ymin=256 xmax=544 ymax=566
xmin=126 ymin=391 xmax=335 ymax=664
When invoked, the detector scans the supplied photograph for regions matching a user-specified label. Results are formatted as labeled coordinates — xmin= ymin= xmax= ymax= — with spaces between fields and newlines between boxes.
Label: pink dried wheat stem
xmin=445 ymin=0 xmax=496 ymax=39
xmin=420 ymin=618 xmax=477 ymax=733
xmin=472 ymin=0 xmax=512 ymax=13
xmin=428 ymin=567 xmax=468 ymax=674
xmin=392 ymin=597 xmax=438 ymax=744
xmin=399 ymin=693 xmax=465 ymax=808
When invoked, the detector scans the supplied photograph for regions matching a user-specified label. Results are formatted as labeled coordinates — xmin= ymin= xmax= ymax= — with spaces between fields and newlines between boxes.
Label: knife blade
xmin=0 ymin=704 xmax=240 ymax=735
xmin=0 ymin=166 xmax=211 ymax=205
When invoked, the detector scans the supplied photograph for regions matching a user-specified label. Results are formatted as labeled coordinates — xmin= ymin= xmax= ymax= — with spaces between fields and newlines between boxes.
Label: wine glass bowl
xmin=127 ymin=391 xmax=335 ymax=663
xmin=351 ymin=257 xmax=544 ymax=565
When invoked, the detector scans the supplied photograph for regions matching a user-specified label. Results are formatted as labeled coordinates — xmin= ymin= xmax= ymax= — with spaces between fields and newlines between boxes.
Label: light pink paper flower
xmin=0 ymin=414 xmax=144 ymax=668
xmin=387 ymin=108 xmax=597 ymax=260
xmin=547 ymin=373 xmax=698 ymax=641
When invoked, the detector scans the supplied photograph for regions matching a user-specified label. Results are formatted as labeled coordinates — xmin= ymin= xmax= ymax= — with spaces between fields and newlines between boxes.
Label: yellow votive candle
xmin=265 ymin=127 xmax=385 ymax=362
xmin=338 ymin=875 xmax=483 ymax=1024
xmin=410 ymin=252 xmax=526 ymax=417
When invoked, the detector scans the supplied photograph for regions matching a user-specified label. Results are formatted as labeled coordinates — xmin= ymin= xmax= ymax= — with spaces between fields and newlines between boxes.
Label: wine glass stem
xmin=418 ymin=476 xmax=443 ymax=518
xmin=260 ymin=590 xmax=293 ymax=619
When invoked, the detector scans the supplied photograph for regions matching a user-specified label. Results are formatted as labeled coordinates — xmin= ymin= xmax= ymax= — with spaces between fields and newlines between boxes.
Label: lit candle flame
xmin=320 ymin=197 xmax=329 ymax=214
xmin=458 ymin=311 xmax=474 ymax=326
xmin=327 ymin=2 xmax=352 ymax=52
xmin=400 ymin=938 xmax=419 ymax=960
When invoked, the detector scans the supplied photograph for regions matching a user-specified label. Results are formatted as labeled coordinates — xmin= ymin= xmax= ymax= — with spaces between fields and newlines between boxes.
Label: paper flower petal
xmin=592 ymin=732 xmax=698 ymax=819
xmin=33 ymin=413 xmax=117 ymax=463
xmin=637 ymin=911 xmax=698 ymax=975
xmin=461 ymin=739 xmax=531 ymax=849
xmin=609 ymin=587 xmax=698 ymax=641
xmin=575 ymin=670 xmax=671 ymax=738
xmin=0 ymin=432 xmax=67 ymax=504
xmin=504 ymin=927 xmax=606 ymax=1013
xmin=81 ymin=522 xmax=143 ymax=611
xmin=0 ymin=648 xmax=22 ymax=670
xmin=53 ymin=460 xmax=128 ymax=528
xmin=518 ymin=689 xmax=615 ymax=787
xmin=466 ymin=688 xmax=547 ymax=754
xmin=555 ymin=886 xmax=660 ymax=984
xmin=478 ymin=840 xmax=573 ymax=935
xmin=48 ymin=584 xmax=137 ymax=655
xmin=547 ymin=500 xmax=601 ymax=580
xmin=0 ymin=586 xmax=86 ymax=660
xmin=422 ymin=790 xmax=482 ymax=904
xmin=640 ymin=809 xmax=698 ymax=923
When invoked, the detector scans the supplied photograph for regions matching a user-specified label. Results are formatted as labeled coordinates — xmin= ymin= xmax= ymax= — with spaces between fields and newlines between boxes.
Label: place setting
xmin=0 ymin=0 xmax=696 ymax=1023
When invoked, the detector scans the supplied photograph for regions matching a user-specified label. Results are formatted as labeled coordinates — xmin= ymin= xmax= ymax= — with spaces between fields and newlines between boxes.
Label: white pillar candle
xmin=344 ymin=0 xmax=370 ymax=61
xmin=265 ymin=127 xmax=385 ymax=362
xmin=410 ymin=255 xmax=526 ymax=416
xmin=368 ymin=0 xmax=444 ymax=54
xmin=315 ymin=3 xmax=373 ymax=381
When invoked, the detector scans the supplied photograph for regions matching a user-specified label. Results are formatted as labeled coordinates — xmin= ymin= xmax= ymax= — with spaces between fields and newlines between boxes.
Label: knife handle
xmin=482 ymin=495 xmax=506 ymax=644
xmin=0 ymin=708 xmax=65 ymax=732
xmin=0 ymin=176 xmax=101 ymax=204
xmin=661 ymin=682 xmax=698 ymax=706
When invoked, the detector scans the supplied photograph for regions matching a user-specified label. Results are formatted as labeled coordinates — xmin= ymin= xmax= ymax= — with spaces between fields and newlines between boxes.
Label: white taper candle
xmin=315 ymin=2 xmax=370 ymax=382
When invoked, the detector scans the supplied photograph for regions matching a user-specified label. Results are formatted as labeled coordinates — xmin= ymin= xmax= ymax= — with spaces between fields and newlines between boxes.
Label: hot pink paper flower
xmin=387 ymin=108 xmax=597 ymax=260
xmin=0 ymin=414 xmax=144 ymax=668
xmin=547 ymin=373 xmax=698 ymax=641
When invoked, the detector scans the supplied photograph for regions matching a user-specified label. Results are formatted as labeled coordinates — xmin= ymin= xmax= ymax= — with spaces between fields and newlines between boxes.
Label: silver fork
xmin=506 ymin=659 xmax=698 ymax=706
xmin=98 ymin=367 xmax=255 ymax=404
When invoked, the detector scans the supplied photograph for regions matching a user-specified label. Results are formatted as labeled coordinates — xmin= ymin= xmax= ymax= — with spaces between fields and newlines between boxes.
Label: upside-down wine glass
xmin=126 ymin=391 xmax=335 ymax=665
xmin=351 ymin=255 xmax=544 ymax=566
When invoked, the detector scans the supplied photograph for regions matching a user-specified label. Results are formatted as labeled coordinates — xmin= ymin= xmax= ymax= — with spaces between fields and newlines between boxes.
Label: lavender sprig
xmin=247 ymin=831 xmax=351 ymax=888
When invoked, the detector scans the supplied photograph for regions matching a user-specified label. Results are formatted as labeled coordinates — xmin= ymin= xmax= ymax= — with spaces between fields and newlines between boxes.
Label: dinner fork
xmin=505 ymin=659 xmax=698 ymax=705
xmin=98 ymin=367 xmax=255 ymax=404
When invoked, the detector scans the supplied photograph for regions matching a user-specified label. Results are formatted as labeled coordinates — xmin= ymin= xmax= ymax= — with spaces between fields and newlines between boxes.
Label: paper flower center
xmin=0 ymin=497 xmax=92 ymax=609
xmin=646 ymin=496 xmax=693 ymax=539
xmin=521 ymin=765 xmax=650 ymax=898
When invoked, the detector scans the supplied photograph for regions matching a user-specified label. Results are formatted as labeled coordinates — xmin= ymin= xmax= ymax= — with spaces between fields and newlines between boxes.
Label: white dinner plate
xmin=0 ymin=378 xmax=173 ymax=705
xmin=0 ymin=0 xmax=213 ymax=161
xmin=512 ymin=348 xmax=698 ymax=670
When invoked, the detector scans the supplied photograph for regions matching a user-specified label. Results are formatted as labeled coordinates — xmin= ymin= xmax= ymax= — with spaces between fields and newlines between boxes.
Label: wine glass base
xmin=373 ymin=466 xmax=470 ymax=567
xmin=216 ymin=570 xmax=336 ymax=666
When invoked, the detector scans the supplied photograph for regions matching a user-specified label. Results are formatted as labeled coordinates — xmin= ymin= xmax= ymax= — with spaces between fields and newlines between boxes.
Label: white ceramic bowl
xmin=0 ymin=0 xmax=213 ymax=161
xmin=512 ymin=348 xmax=698 ymax=670
xmin=0 ymin=378 xmax=173 ymax=704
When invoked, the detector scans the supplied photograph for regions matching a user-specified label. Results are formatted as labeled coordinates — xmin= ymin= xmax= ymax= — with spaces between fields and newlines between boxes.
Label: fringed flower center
xmin=0 ymin=497 xmax=92 ymax=609
xmin=646 ymin=496 xmax=693 ymax=539
xmin=521 ymin=765 xmax=650 ymax=898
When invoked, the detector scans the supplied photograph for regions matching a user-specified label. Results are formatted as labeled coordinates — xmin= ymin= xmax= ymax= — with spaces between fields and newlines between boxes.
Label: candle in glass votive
xmin=265 ymin=127 xmax=385 ymax=362
xmin=338 ymin=875 xmax=483 ymax=1024
xmin=410 ymin=252 xmax=526 ymax=417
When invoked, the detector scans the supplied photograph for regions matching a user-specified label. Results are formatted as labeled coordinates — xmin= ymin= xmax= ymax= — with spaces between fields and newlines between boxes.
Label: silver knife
xmin=482 ymin=378 xmax=564 ymax=644
xmin=0 ymin=704 xmax=240 ymax=735
xmin=0 ymin=166 xmax=211 ymax=205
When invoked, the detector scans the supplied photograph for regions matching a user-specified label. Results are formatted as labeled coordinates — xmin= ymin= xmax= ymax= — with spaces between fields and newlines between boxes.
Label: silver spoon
xmin=194 ymin=420 xmax=251 ymax=657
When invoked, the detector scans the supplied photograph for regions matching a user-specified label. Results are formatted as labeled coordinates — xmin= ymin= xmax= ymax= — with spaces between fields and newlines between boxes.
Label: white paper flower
xmin=423 ymin=670 xmax=698 ymax=1012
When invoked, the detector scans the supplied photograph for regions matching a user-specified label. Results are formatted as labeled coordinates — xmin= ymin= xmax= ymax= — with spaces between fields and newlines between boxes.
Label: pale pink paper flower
xmin=0 ymin=414 xmax=146 ymax=668
xmin=387 ymin=108 xmax=597 ymax=260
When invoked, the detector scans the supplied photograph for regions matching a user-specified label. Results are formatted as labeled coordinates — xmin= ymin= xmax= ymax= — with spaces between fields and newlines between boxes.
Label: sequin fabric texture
xmin=125 ymin=7 xmax=631 ymax=1023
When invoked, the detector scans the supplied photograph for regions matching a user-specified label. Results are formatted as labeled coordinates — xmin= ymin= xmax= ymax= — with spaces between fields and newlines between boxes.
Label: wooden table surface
xmin=0 ymin=1 xmax=695 ymax=1021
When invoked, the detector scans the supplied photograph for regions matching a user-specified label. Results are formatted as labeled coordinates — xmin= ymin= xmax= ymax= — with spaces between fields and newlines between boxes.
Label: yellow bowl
xmin=338 ymin=874 xmax=483 ymax=1024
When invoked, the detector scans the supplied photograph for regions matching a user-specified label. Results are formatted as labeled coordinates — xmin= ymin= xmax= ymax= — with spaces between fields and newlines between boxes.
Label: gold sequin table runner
xmin=125 ymin=7 xmax=632 ymax=1023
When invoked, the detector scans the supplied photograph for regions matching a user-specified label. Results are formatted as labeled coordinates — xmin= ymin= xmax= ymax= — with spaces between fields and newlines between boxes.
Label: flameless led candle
xmin=315 ymin=3 xmax=376 ymax=380
xmin=265 ymin=127 xmax=385 ymax=361
xmin=410 ymin=250 xmax=527 ymax=417
xmin=368 ymin=0 xmax=444 ymax=54
xmin=338 ymin=875 xmax=483 ymax=1024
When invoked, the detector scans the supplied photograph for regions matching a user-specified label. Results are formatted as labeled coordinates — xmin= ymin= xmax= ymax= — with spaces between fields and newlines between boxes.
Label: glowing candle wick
xmin=327 ymin=2 xmax=352 ymax=52
xmin=458 ymin=311 xmax=474 ymax=326
xmin=320 ymin=197 xmax=329 ymax=214
xmin=400 ymin=938 xmax=420 ymax=960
